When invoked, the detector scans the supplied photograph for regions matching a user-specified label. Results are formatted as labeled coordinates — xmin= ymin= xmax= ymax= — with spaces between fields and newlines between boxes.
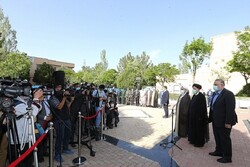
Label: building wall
xmin=158 ymin=32 xmax=246 ymax=95
xmin=29 ymin=56 xmax=75 ymax=82
xmin=209 ymin=32 xmax=245 ymax=93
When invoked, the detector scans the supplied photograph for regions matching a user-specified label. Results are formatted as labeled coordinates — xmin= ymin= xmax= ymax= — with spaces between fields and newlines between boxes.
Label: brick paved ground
xmin=39 ymin=140 xmax=160 ymax=167
xmin=26 ymin=105 xmax=250 ymax=167
xmin=39 ymin=105 xmax=166 ymax=167
xmin=170 ymin=109 xmax=250 ymax=167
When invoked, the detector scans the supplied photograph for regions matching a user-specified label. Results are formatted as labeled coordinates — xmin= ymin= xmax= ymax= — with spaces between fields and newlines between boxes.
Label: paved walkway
xmin=37 ymin=105 xmax=250 ymax=167
xmin=39 ymin=105 xmax=168 ymax=167
xmin=170 ymin=109 xmax=250 ymax=167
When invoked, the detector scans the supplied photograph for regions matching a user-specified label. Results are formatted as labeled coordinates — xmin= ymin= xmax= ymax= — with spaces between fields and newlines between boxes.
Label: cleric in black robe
xmin=188 ymin=83 xmax=208 ymax=147
xmin=175 ymin=85 xmax=191 ymax=137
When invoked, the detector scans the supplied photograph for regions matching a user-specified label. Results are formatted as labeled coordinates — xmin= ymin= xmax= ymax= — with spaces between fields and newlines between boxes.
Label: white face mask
xmin=192 ymin=89 xmax=198 ymax=95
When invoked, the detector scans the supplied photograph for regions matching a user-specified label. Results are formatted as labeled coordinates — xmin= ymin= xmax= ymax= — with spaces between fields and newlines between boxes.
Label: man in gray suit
xmin=161 ymin=86 xmax=169 ymax=118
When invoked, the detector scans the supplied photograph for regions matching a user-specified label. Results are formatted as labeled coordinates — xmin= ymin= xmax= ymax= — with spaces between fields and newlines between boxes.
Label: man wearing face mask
xmin=175 ymin=84 xmax=191 ymax=137
xmin=188 ymin=84 xmax=208 ymax=147
xmin=69 ymin=83 xmax=82 ymax=147
xmin=92 ymin=84 xmax=107 ymax=140
xmin=49 ymin=84 xmax=74 ymax=162
xmin=208 ymin=79 xmax=237 ymax=163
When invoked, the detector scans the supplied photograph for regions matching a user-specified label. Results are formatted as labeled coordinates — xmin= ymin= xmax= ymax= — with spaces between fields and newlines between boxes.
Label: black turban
xmin=192 ymin=83 xmax=202 ymax=89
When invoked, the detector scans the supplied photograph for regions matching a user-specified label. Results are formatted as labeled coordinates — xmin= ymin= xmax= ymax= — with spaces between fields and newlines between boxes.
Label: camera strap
xmin=13 ymin=99 xmax=25 ymax=106
xmin=13 ymin=99 xmax=28 ymax=120
xmin=95 ymin=90 xmax=99 ymax=97
xmin=16 ymin=112 xmax=28 ymax=120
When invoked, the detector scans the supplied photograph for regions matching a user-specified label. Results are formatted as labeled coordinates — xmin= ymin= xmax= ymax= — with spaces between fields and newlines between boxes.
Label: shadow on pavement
xmin=104 ymin=134 xmax=180 ymax=167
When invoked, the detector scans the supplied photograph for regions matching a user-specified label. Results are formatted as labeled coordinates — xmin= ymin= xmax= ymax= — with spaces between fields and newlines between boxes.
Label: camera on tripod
xmin=0 ymin=79 xmax=31 ymax=98
xmin=0 ymin=79 xmax=31 ymax=113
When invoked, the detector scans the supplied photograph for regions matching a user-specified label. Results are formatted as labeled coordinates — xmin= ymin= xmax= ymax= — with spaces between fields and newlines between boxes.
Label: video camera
xmin=64 ymin=86 xmax=75 ymax=97
xmin=80 ymin=82 xmax=92 ymax=91
xmin=0 ymin=79 xmax=31 ymax=113
xmin=0 ymin=79 xmax=31 ymax=98
xmin=32 ymin=85 xmax=53 ymax=96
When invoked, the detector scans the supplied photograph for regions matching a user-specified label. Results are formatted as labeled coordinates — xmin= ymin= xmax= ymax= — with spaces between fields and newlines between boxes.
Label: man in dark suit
xmin=208 ymin=79 xmax=237 ymax=163
xmin=161 ymin=86 xmax=169 ymax=118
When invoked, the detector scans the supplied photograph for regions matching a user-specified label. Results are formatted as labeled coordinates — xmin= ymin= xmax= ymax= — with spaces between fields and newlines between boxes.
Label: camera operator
xmin=49 ymin=84 xmax=74 ymax=162
xmin=36 ymin=93 xmax=52 ymax=163
xmin=9 ymin=88 xmax=43 ymax=167
xmin=92 ymin=84 xmax=107 ymax=139
xmin=69 ymin=83 xmax=84 ymax=147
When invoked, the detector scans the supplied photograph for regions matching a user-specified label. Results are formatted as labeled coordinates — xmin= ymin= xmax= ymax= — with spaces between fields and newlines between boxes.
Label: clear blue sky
xmin=1 ymin=0 xmax=250 ymax=71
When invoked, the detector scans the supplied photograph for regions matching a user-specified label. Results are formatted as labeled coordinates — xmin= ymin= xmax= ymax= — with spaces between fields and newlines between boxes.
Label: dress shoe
xmin=209 ymin=151 xmax=223 ymax=157
xmin=217 ymin=157 xmax=232 ymax=163
xmin=71 ymin=143 xmax=76 ymax=148
xmin=194 ymin=144 xmax=204 ymax=147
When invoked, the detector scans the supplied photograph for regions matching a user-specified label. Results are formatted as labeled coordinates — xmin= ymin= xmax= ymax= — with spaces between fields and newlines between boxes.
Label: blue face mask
xmin=213 ymin=85 xmax=219 ymax=92
xmin=76 ymin=87 xmax=80 ymax=90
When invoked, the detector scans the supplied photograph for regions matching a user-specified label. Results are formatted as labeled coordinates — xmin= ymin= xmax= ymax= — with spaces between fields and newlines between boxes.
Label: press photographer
xmin=92 ymin=84 xmax=107 ymax=140
xmin=70 ymin=82 xmax=95 ymax=146
xmin=69 ymin=83 xmax=84 ymax=147
xmin=35 ymin=86 xmax=53 ymax=163
xmin=49 ymin=71 xmax=74 ymax=162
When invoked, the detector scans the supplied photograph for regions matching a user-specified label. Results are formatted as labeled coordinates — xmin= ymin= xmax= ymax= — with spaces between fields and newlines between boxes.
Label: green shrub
xmin=236 ymin=83 xmax=250 ymax=97
xmin=170 ymin=93 xmax=180 ymax=101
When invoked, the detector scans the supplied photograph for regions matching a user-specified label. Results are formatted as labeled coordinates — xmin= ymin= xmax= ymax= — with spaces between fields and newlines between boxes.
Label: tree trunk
xmin=245 ymin=77 xmax=248 ymax=85
xmin=192 ymin=73 xmax=195 ymax=84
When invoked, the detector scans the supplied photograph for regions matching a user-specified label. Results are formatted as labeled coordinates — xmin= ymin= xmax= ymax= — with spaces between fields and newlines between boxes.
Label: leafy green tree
xmin=180 ymin=37 xmax=213 ymax=83
xmin=92 ymin=50 xmax=109 ymax=84
xmin=236 ymin=83 xmax=250 ymax=97
xmin=0 ymin=8 xmax=17 ymax=53
xmin=80 ymin=65 xmax=95 ymax=83
xmin=33 ymin=62 xmax=55 ymax=85
xmin=117 ymin=52 xmax=134 ymax=73
xmin=226 ymin=27 xmax=250 ymax=85
xmin=178 ymin=63 xmax=189 ymax=74
xmin=101 ymin=69 xmax=118 ymax=85
xmin=0 ymin=52 xmax=31 ymax=79
xmin=144 ymin=66 xmax=157 ymax=86
xmin=117 ymin=66 xmax=137 ymax=88
xmin=155 ymin=63 xmax=180 ymax=86
xmin=116 ymin=52 xmax=152 ymax=88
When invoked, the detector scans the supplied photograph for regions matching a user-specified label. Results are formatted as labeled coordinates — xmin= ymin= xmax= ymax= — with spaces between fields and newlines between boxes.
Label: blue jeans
xmin=54 ymin=119 xmax=71 ymax=156
xmin=95 ymin=107 xmax=102 ymax=127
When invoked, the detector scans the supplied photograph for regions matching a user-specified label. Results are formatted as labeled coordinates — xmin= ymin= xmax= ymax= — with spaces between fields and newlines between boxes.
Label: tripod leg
xmin=160 ymin=109 xmax=182 ymax=150
xmin=29 ymin=117 xmax=39 ymax=167
xmin=8 ymin=116 xmax=21 ymax=162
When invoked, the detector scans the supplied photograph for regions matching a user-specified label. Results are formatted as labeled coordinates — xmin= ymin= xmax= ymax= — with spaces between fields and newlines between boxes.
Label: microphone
xmin=171 ymin=103 xmax=177 ymax=110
